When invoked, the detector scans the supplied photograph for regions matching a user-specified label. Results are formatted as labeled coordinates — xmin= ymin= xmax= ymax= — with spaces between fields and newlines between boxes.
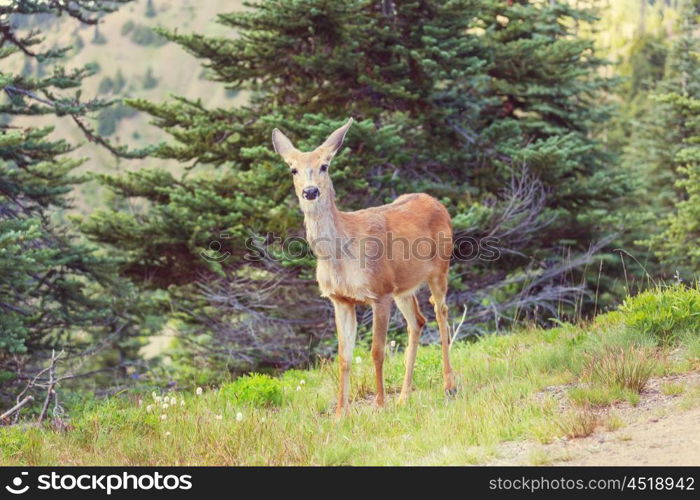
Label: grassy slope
xmin=2 ymin=287 xmax=699 ymax=466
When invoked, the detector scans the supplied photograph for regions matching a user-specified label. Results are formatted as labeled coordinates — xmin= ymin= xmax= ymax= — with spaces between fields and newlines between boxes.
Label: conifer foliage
xmin=628 ymin=0 xmax=700 ymax=275
xmin=647 ymin=1 xmax=700 ymax=271
xmin=0 ymin=1 xmax=146 ymax=394
xmin=80 ymin=1 xmax=623 ymax=372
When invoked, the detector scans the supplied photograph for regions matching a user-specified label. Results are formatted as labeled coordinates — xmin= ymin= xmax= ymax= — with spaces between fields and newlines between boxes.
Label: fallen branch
xmin=1 ymin=395 xmax=34 ymax=422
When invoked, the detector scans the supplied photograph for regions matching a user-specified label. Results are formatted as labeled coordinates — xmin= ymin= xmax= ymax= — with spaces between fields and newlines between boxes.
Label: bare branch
xmin=0 ymin=396 xmax=34 ymax=422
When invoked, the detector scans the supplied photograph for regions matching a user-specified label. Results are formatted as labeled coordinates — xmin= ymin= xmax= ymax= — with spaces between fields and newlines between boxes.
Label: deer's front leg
xmin=332 ymin=298 xmax=357 ymax=418
xmin=371 ymin=296 xmax=391 ymax=407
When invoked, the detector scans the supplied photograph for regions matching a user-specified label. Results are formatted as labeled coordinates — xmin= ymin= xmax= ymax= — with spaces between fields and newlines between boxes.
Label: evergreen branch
xmin=4 ymin=84 xmax=54 ymax=106
xmin=0 ymin=21 xmax=39 ymax=56
xmin=3 ymin=84 xmax=150 ymax=159
xmin=70 ymin=114 xmax=150 ymax=159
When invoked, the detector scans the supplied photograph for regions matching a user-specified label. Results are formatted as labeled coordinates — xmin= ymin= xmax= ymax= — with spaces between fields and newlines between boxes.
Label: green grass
xmin=2 ymin=286 xmax=700 ymax=465
xmin=661 ymin=381 xmax=685 ymax=396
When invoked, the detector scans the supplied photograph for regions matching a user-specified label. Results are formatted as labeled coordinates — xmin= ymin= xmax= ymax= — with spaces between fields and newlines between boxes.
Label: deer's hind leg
xmin=394 ymin=294 xmax=426 ymax=403
xmin=428 ymin=272 xmax=457 ymax=396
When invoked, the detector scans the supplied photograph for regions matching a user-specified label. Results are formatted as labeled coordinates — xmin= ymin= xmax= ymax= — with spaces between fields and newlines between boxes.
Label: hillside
xmin=4 ymin=0 xmax=246 ymax=211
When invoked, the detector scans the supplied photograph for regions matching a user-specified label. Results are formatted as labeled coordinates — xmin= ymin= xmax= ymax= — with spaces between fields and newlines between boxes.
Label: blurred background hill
xmin=3 ymin=0 xmax=246 ymax=211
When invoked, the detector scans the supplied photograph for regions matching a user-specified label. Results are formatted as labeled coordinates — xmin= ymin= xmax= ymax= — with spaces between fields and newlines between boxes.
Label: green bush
xmin=221 ymin=373 xmax=283 ymax=407
xmin=619 ymin=285 xmax=700 ymax=343
xmin=121 ymin=20 xmax=135 ymax=36
xmin=583 ymin=345 xmax=656 ymax=393
xmin=0 ymin=370 xmax=16 ymax=385
xmin=129 ymin=24 xmax=167 ymax=47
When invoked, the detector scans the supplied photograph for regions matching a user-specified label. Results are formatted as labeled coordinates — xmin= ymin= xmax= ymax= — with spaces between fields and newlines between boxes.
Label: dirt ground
xmin=489 ymin=372 xmax=700 ymax=466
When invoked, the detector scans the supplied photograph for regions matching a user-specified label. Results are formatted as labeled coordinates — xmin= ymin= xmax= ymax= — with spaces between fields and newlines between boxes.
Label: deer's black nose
xmin=302 ymin=186 xmax=320 ymax=200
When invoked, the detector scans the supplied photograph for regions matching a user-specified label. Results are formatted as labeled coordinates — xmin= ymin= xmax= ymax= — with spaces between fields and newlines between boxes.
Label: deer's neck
xmin=303 ymin=196 xmax=347 ymax=261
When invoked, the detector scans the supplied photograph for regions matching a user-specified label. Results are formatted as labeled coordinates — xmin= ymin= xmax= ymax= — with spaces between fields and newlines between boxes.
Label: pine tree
xmin=629 ymin=0 xmax=700 ymax=275
xmin=0 ymin=1 xmax=149 ymax=397
xmin=646 ymin=1 xmax=700 ymax=273
xmin=80 ymin=0 xmax=623 ymax=371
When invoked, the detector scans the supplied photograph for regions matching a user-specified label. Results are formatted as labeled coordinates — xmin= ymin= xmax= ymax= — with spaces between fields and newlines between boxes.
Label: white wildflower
xmin=390 ymin=340 xmax=396 ymax=348
xmin=146 ymin=404 xmax=154 ymax=413
xmin=165 ymin=431 xmax=171 ymax=437
xmin=180 ymin=399 xmax=185 ymax=407
xmin=215 ymin=414 xmax=223 ymax=420
xmin=160 ymin=414 xmax=167 ymax=421
xmin=236 ymin=412 xmax=243 ymax=422
xmin=196 ymin=387 xmax=203 ymax=396
xmin=299 ymin=379 xmax=306 ymax=385
xmin=151 ymin=391 xmax=157 ymax=400
xmin=162 ymin=403 xmax=169 ymax=410
xmin=355 ymin=356 xmax=362 ymax=364
xmin=296 ymin=385 xmax=301 ymax=391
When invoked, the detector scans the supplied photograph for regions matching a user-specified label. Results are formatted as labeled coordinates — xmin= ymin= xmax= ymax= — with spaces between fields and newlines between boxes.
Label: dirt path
xmin=552 ymin=405 xmax=700 ymax=465
xmin=489 ymin=372 xmax=700 ymax=466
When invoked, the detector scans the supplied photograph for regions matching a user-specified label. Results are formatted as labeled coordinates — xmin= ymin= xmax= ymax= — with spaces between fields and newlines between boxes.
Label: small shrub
xmin=221 ymin=373 xmax=283 ymax=407
xmin=129 ymin=24 xmax=167 ymax=47
xmin=556 ymin=406 xmax=600 ymax=439
xmin=121 ymin=20 xmax=135 ymax=36
xmin=619 ymin=285 xmax=700 ymax=343
xmin=583 ymin=345 xmax=656 ymax=393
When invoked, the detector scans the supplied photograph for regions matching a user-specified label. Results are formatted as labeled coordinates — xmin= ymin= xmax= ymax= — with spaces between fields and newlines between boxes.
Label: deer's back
xmin=332 ymin=193 xmax=452 ymax=300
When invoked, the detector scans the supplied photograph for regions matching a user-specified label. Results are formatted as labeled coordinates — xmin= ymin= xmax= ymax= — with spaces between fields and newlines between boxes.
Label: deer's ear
xmin=321 ymin=117 xmax=353 ymax=156
xmin=272 ymin=128 xmax=297 ymax=158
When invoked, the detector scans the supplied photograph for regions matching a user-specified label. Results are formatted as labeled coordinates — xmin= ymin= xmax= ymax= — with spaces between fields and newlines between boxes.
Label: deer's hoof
xmin=445 ymin=387 xmax=458 ymax=398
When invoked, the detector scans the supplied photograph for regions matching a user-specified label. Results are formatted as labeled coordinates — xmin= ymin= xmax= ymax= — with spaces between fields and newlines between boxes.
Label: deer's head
xmin=272 ymin=118 xmax=353 ymax=212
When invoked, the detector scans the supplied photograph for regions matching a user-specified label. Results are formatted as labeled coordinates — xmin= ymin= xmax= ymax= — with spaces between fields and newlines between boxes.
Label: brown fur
xmin=272 ymin=118 xmax=456 ymax=417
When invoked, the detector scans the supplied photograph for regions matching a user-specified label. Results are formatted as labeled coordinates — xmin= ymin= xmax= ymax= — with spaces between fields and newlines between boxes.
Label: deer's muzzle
xmin=302 ymin=186 xmax=320 ymax=200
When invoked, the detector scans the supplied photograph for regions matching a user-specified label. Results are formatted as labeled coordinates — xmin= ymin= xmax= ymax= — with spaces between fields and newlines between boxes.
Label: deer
xmin=272 ymin=118 xmax=456 ymax=417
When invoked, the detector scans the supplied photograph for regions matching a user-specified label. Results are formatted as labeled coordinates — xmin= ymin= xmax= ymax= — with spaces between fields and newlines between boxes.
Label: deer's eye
xmin=291 ymin=168 xmax=298 ymax=175
xmin=320 ymin=164 xmax=328 ymax=172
